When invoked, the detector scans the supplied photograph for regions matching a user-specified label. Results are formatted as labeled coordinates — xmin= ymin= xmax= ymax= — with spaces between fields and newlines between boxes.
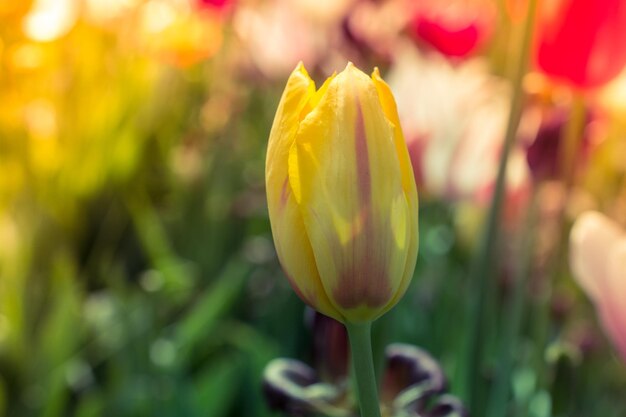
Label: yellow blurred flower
xmin=598 ymin=68 xmax=626 ymax=119
xmin=22 ymin=0 xmax=78 ymax=42
xmin=266 ymin=62 xmax=419 ymax=323
xmin=139 ymin=0 xmax=223 ymax=67
xmin=6 ymin=42 xmax=49 ymax=72
xmin=83 ymin=0 xmax=141 ymax=25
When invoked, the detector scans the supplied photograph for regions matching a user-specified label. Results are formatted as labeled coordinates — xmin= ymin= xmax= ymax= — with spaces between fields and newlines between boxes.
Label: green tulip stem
xmin=457 ymin=0 xmax=538 ymax=409
xmin=346 ymin=321 xmax=382 ymax=417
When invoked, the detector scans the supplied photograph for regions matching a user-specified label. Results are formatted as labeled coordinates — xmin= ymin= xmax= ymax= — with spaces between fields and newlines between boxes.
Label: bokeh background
xmin=1 ymin=0 xmax=626 ymax=416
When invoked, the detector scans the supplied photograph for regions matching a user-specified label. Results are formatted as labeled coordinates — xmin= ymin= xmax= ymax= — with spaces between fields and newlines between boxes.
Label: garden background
xmin=1 ymin=0 xmax=626 ymax=416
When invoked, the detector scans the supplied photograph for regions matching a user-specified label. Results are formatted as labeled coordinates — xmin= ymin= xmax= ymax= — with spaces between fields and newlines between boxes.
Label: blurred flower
xmin=387 ymin=44 xmax=530 ymax=205
xmin=139 ymin=0 xmax=223 ymax=67
xmin=520 ymin=105 xmax=593 ymax=182
xmin=535 ymin=0 xmax=626 ymax=89
xmin=306 ymin=309 xmax=349 ymax=384
xmin=234 ymin=0 xmax=328 ymax=78
xmin=265 ymin=62 xmax=418 ymax=323
xmin=345 ymin=0 xmax=411 ymax=59
xmin=291 ymin=0 xmax=355 ymax=24
xmin=263 ymin=358 xmax=344 ymax=417
xmin=83 ymin=0 xmax=141 ymax=25
xmin=570 ymin=211 xmax=626 ymax=361
xmin=5 ymin=42 xmax=48 ymax=72
xmin=263 ymin=338 xmax=467 ymax=417
xmin=264 ymin=311 xmax=348 ymax=416
xmin=380 ymin=344 xmax=447 ymax=411
xmin=22 ymin=0 xmax=78 ymax=42
xmin=598 ymin=68 xmax=626 ymax=117
xmin=139 ymin=0 xmax=179 ymax=33
xmin=408 ymin=0 xmax=494 ymax=59
xmin=196 ymin=0 xmax=233 ymax=13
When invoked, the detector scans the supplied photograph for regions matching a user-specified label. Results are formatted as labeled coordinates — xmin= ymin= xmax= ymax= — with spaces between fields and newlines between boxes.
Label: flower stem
xmin=559 ymin=93 xmax=587 ymax=188
xmin=346 ymin=322 xmax=381 ymax=417
xmin=456 ymin=0 xmax=538 ymax=409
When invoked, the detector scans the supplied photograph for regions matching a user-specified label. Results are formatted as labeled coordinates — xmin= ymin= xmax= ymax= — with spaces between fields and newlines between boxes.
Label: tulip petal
xmin=371 ymin=68 xmax=420 ymax=310
xmin=603 ymin=241 xmax=626 ymax=360
xmin=570 ymin=211 xmax=626 ymax=361
xmin=266 ymin=63 xmax=343 ymax=321
xmin=289 ymin=63 xmax=411 ymax=322
xmin=569 ymin=211 xmax=623 ymax=302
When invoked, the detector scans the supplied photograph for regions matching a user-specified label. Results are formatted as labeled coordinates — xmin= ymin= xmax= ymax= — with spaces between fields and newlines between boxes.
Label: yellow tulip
xmin=265 ymin=62 xmax=419 ymax=323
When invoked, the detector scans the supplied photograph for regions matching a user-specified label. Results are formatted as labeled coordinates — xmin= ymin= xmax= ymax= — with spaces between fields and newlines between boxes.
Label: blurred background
xmin=1 ymin=0 xmax=626 ymax=416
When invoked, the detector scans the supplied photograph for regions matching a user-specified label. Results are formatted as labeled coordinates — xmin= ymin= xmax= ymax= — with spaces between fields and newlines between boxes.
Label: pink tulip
xmin=386 ymin=45 xmax=530 ymax=205
xmin=570 ymin=211 xmax=626 ymax=361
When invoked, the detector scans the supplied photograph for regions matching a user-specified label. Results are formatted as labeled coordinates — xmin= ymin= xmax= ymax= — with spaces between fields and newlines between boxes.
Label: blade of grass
xmin=173 ymin=259 xmax=252 ymax=360
xmin=486 ymin=191 xmax=538 ymax=417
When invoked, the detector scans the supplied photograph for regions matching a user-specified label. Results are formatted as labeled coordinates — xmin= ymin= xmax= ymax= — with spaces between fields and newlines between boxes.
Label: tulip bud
xmin=265 ymin=62 xmax=419 ymax=323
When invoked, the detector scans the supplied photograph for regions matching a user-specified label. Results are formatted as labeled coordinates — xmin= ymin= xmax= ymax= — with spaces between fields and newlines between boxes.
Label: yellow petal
xmin=266 ymin=63 xmax=343 ymax=321
xmin=289 ymin=63 xmax=411 ymax=322
xmin=371 ymin=67 xmax=420 ymax=309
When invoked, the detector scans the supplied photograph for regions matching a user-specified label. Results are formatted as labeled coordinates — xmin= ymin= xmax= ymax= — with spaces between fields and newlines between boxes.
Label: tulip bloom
xmin=409 ymin=0 xmax=494 ymax=59
xmin=265 ymin=62 xmax=419 ymax=323
xmin=535 ymin=0 xmax=626 ymax=89
xmin=570 ymin=211 xmax=626 ymax=361
xmin=197 ymin=0 xmax=232 ymax=10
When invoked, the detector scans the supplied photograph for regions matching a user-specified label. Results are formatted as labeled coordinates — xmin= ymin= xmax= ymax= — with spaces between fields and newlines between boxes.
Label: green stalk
xmin=559 ymin=93 xmax=587 ymax=188
xmin=346 ymin=322 xmax=382 ymax=417
xmin=457 ymin=0 xmax=538 ymax=409
xmin=486 ymin=190 xmax=538 ymax=417
xmin=534 ymin=92 xmax=587 ymax=391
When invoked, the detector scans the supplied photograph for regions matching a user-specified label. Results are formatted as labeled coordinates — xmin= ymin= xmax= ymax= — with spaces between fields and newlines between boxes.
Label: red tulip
xmin=409 ymin=1 xmax=494 ymax=59
xmin=197 ymin=0 xmax=233 ymax=12
xmin=535 ymin=0 xmax=626 ymax=89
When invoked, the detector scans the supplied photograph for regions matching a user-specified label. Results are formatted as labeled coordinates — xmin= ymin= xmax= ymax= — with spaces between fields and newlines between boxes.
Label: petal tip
xmin=293 ymin=61 xmax=312 ymax=80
